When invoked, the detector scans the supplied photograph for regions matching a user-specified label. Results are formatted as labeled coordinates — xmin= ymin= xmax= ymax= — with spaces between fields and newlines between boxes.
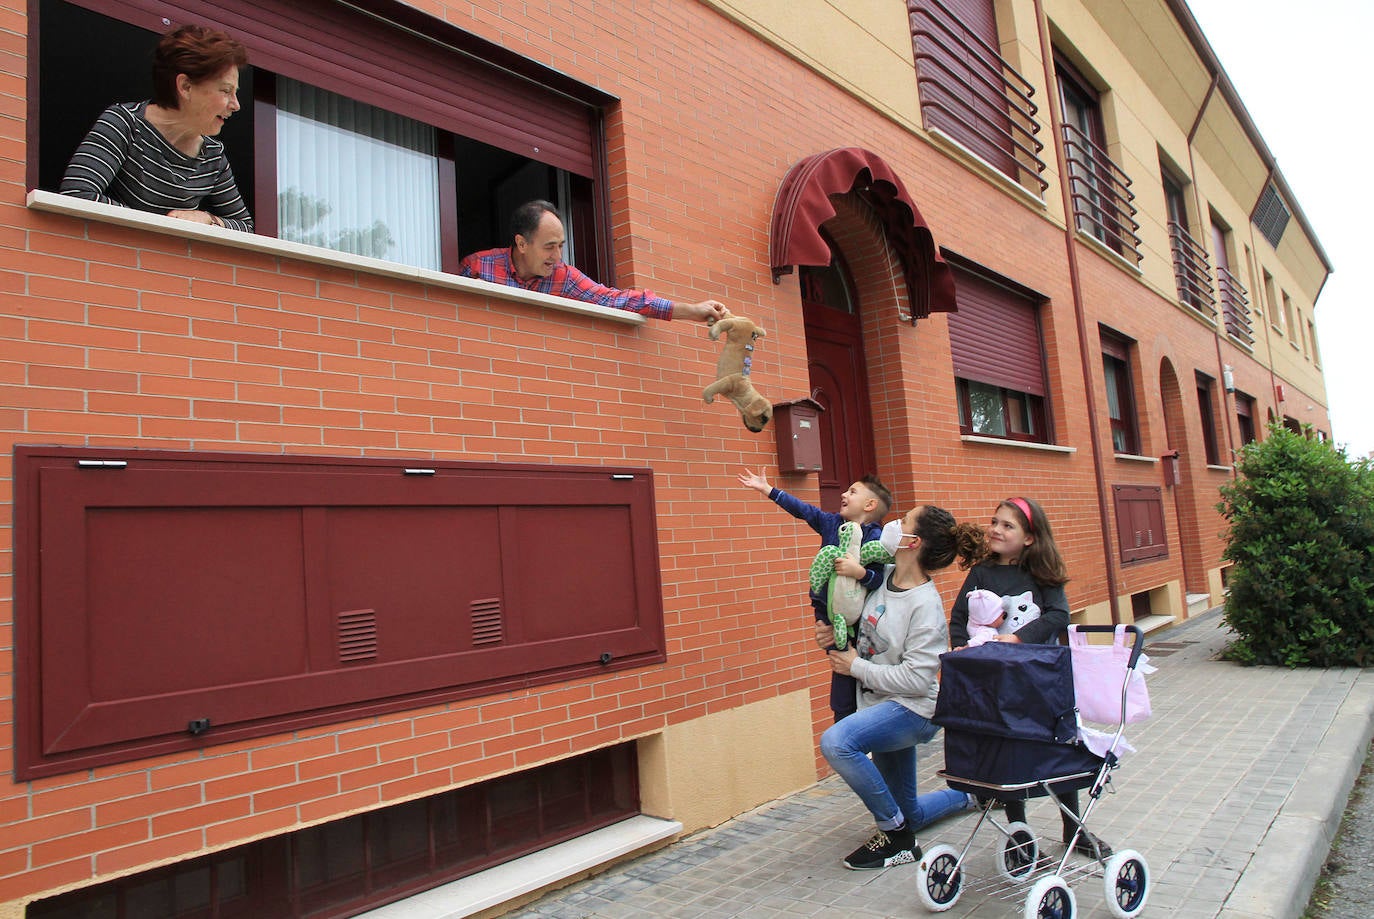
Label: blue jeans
xmin=820 ymin=700 xmax=968 ymax=832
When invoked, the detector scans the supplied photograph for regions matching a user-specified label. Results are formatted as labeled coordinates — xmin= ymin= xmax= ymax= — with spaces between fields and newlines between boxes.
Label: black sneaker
xmin=1065 ymin=829 xmax=1113 ymax=858
xmin=843 ymin=826 xmax=920 ymax=870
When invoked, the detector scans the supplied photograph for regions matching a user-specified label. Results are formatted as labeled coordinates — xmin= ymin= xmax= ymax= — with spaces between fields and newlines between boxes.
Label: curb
xmin=1221 ymin=676 xmax=1374 ymax=917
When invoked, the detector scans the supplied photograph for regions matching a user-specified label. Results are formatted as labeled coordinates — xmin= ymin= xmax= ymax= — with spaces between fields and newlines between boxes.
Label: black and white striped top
xmin=60 ymin=102 xmax=254 ymax=233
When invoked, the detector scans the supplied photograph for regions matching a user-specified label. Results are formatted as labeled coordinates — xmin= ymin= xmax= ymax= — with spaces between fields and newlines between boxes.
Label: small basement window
xmin=27 ymin=743 xmax=640 ymax=919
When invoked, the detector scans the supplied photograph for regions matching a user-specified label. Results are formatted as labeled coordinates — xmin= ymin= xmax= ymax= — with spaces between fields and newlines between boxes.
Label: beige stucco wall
xmin=638 ymin=689 xmax=818 ymax=834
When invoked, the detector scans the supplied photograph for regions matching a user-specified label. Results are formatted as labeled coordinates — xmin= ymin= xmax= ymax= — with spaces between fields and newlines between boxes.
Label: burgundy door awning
xmin=770 ymin=147 xmax=957 ymax=320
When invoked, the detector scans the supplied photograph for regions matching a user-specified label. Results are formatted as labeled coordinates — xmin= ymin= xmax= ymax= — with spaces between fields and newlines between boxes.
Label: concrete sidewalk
xmin=504 ymin=610 xmax=1374 ymax=918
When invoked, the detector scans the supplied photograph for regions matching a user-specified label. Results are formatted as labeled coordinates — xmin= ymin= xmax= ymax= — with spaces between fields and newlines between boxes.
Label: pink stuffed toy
xmin=964 ymin=588 xmax=1005 ymax=647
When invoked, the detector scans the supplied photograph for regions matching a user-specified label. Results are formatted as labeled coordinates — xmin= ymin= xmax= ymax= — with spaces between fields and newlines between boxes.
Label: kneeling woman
xmin=819 ymin=504 xmax=984 ymax=870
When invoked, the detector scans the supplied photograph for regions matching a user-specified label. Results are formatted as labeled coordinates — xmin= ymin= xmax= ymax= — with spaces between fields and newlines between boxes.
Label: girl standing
xmin=948 ymin=497 xmax=1112 ymax=857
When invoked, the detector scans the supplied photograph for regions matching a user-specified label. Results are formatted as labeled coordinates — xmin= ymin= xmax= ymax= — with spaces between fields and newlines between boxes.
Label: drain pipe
xmin=1029 ymin=0 xmax=1121 ymax=624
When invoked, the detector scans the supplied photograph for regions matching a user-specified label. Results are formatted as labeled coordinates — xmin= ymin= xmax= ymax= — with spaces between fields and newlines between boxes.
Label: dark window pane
xmin=967 ymin=381 xmax=1007 ymax=436
xmin=488 ymin=773 xmax=541 ymax=852
xmin=369 ymin=799 xmax=432 ymax=891
xmin=541 ymin=761 xmax=589 ymax=836
xmin=434 ymin=786 xmax=488 ymax=870
xmin=296 ymin=817 xmax=366 ymax=904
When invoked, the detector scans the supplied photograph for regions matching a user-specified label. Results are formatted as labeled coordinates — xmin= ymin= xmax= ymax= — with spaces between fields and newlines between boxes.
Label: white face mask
xmin=879 ymin=518 xmax=917 ymax=556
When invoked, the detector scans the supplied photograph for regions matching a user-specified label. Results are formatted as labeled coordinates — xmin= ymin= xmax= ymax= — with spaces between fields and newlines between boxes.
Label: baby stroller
xmin=916 ymin=625 xmax=1150 ymax=918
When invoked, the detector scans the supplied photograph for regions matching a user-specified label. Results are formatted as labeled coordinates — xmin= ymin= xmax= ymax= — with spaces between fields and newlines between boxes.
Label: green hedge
xmin=1217 ymin=424 xmax=1374 ymax=667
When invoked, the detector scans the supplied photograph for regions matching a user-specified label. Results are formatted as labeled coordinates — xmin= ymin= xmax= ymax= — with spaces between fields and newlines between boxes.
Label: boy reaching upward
xmin=739 ymin=468 xmax=893 ymax=722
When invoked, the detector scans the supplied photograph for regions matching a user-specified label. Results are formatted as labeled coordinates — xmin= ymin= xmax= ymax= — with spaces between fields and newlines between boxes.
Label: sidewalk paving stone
xmin=501 ymin=609 xmax=1374 ymax=918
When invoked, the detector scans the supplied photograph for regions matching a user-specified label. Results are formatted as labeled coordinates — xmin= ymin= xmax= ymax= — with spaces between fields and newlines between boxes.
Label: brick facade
xmin=0 ymin=0 xmax=1331 ymax=913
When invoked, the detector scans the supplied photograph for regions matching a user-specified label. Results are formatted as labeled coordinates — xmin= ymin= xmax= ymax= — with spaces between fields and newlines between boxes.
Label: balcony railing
xmin=1218 ymin=266 xmax=1254 ymax=347
xmin=1168 ymin=221 xmax=1216 ymax=319
xmin=909 ymin=0 xmax=1048 ymax=192
xmin=1061 ymin=124 xmax=1142 ymax=264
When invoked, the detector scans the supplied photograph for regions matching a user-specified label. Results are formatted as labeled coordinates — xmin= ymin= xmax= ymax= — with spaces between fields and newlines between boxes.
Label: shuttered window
xmin=1101 ymin=327 xmax=1140 ymax=455
xmin=15 ymin=448 xmax=666 ymax=779
xmin=1113 ymin=485 xmax=1167 ymax=563
xmin=907 ymin=0 xmax=1048 ymax=188
xmin=54 ymin=0 xmax=603 ymax=175
xmin=948 ymin=267 xmax=1046 ymax=396
xmin=947 ymin=262 xmax=1051 ymax=443
xmin=36 ymin=0 xmax=613 ymax=273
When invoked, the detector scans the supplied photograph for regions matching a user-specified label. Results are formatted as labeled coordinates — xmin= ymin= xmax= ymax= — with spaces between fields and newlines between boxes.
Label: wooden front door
xmin=800 ymin=247 xmax=876 ymax=511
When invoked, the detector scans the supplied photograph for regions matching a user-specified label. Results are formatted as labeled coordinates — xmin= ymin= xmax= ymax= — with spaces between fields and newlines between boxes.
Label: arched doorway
xmin=769 ymin=148 xmax=959 ymax=509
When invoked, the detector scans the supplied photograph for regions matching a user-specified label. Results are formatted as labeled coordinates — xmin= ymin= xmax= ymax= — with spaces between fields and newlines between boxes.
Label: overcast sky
xmin=1182 ymin=0 xmax=1373 ymax=459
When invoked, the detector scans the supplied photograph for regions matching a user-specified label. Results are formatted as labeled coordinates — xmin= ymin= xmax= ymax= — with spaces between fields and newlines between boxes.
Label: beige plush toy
xmin=703 ymin=315 xmax=772 ymax=432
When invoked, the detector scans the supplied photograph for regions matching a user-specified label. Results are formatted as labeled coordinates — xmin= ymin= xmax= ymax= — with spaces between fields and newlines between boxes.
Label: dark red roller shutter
xmin=947 ymin=267 xmax=1045 ymax=396
xmin=908 ymin=0 xmax=1016 ymax=176
xmin=60 ymin=0 xmax=607 ymax=176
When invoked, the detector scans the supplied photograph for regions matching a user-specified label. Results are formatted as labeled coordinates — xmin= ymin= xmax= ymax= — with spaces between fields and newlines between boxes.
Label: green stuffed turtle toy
xmin=808 ymin=521 xmax=893 ymax=649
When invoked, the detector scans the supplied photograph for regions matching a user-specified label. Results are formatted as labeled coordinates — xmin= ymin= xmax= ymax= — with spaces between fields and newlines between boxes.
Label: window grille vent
xmin=338 ymin=609 xmax=378 ymax=663
xmin=472 ymin=598 xmax=503 ymax=646
xmin=1252 ymin=184 xmax=1290 ymax=248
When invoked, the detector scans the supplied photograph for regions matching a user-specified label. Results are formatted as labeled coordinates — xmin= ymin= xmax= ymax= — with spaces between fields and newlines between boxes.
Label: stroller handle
xmin=1065 ymin=624 xmax=1146 ymax=669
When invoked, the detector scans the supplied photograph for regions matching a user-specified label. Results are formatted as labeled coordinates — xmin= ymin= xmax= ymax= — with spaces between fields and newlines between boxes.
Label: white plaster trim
xmin=25 ymin=189 xmax=647 ymax=327
xmin=356 ymin=815 xmax=682 ymax=918
xmin=1112 ymin=452 xmax=1158 ymax=464
xmin=960 ymin=435 xmax=1076 ymax=454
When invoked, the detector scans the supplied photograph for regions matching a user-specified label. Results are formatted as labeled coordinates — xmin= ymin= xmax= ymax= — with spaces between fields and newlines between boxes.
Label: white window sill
xmin=1113 ymin=452 xmax=1158 ymax=464
xmin=25 ymin=189 xmax=647 ymax=327
xmin=960 ymin=435 xmax=1075 ymax=454
xmin=1206 ymin=464 xmax=1234 ymax=473
xmin=357 ymin=814 xmax=681 ymax=918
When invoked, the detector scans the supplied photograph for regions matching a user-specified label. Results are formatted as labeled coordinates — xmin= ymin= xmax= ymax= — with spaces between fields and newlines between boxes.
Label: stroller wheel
xmin=998 ymin=820 xmax=1039 ymax=881
xmin=1102 ymin=849 xmax=1150 ymax=918
xmin=916 ymin=843 xmax=963 ymax=912
xmin=1023 ymin=875 xmax=1075 ymax=919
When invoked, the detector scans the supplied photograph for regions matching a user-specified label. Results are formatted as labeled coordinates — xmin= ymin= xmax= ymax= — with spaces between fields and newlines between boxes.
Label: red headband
xmin=1008 ymin=497 xmax=1034 ymax=531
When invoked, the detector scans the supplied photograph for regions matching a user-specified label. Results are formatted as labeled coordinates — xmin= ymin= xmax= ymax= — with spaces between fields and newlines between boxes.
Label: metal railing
xmin=909 ymin=0 xmax=1048 ymax=192
xmin=1061 ymin=124 xmax=1142 ymax=263
xmin=1168 ymin=221 xmax=1216 ymax=318
xmin=1218 ymin=266 xmax=1254 ymax=347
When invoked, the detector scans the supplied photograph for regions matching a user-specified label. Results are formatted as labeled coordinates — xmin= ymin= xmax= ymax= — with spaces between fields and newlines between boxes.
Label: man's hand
xmin=677 ymin=299 xmax=727 ymax=323
xmin=737 ymin=468 xmax=771 ymax=495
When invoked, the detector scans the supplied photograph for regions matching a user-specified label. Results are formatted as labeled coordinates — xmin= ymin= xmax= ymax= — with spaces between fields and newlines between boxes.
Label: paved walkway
xmin=506 ymin=610 xmax=1374 ymax=918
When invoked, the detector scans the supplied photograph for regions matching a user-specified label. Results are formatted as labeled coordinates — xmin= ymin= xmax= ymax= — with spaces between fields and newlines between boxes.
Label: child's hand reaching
xmin=834 ymin=555 xmax=865 ymax=579
xmin=738 ymin=468 xmax=772 ymax=495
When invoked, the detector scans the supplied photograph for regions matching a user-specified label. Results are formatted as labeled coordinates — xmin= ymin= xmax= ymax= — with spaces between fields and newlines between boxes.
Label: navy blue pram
xmin=934 ymin=642 xmax=1103 ymax=800
xmin=916 ymin=626 xmax=1152 ymax=918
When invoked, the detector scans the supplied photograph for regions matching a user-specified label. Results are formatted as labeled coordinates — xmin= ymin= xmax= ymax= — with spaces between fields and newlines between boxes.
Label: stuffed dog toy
xmin=703 ymin=315 xmax=772 ymax=432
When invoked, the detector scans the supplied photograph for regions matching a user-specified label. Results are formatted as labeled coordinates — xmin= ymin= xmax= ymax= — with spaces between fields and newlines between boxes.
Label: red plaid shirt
xmin=458 ymin=248 xmax=674 ymax=320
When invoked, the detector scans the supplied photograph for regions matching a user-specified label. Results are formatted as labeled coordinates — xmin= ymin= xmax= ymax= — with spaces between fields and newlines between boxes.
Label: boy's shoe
xmin=1065 ymin=829 xmax=1113 ymax=858
xmin=843 ymin=825 xmax=920 ymax=870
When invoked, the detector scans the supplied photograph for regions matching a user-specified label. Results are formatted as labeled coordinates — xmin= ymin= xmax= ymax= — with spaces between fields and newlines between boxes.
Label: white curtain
xmin=276 ymin=80 xmax=441 ymax=270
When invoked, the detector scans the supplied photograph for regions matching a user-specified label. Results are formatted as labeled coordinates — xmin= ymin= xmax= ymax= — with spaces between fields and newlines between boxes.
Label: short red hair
xmin=151 ymin=24 xmax=249 ymax=109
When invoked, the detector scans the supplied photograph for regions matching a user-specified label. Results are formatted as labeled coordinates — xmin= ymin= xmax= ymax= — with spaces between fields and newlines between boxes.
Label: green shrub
xmin=1217 ymin=424 xmax=1374 ymax=667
